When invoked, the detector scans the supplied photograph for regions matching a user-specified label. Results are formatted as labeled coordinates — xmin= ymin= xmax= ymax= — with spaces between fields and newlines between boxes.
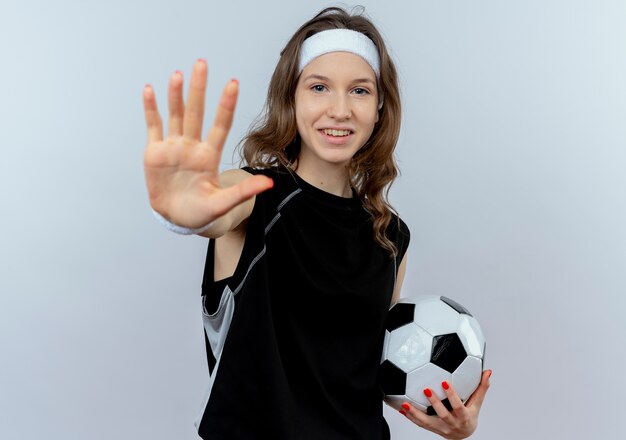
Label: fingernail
xmin=175 ymin=70 xmax=183 ymax=76
xmin=197 ymin=58 xmax=206 ymax=64
xmin=401 ymin=403 xmax=410 ymax=411
xmin=231 ymin=78 xmax=239 ymax=84
xmin=399 ymin=410 xmax=406 ymax=416
xmin=268 ymin=178 xmax=274 ymax=188
xmin=144 ymin=83 xmax=152 ymax=89
xmin=442 ymin=381 xmax=449 ymax=390
xmin=487 ymin=370 xmax=493 ymax=379
xmin=423 ymin=388 xmax=432 ymax=398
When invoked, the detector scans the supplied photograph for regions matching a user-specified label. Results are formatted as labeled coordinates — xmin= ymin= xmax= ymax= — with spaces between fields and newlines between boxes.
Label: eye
xmin=311 ymin=84 xmax=327 ymax=92
xmin=352 ymin=87 xmax=370 ymax=95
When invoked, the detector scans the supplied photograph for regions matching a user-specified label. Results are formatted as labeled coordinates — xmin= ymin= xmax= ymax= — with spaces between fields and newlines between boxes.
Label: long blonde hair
xmin=239 ymin=6 xmax=402 ymax=257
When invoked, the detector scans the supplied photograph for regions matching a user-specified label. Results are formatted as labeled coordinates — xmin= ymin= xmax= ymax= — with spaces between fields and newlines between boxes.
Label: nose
xmin=326 ymin=93 xmax=352 ymax=120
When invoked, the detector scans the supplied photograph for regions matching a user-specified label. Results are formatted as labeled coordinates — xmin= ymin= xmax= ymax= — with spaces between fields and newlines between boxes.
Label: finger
xmin=423 ymin=387 xmax=453 ymax=422
xmin=204 ymin=175 xmax=273 ymax=218
xmin=143 ymin=84 xmax=163 ymax=143
xmin=183 ymin=59 xmax=208 ymax=140
xmin=466 ymin=369 xmax=492 ymax=410
xmin=441 ymin=380 xmax=465 ymax=412
xmin=206 ymin=79 xmax=239 ymax=155
xmin=168 ymin=70 xmax=185 ymax=136
xmin=399 ymin=401 xmax=443 ymax=433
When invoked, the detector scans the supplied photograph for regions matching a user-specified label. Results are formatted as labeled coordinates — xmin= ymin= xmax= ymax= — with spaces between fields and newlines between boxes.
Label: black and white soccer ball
xmin=379 ymin=295 xmax=486 ymax=415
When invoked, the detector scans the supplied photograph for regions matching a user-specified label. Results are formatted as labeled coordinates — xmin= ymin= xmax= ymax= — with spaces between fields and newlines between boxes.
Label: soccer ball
xmin=379 ymin=295 xmax=486 ymax=415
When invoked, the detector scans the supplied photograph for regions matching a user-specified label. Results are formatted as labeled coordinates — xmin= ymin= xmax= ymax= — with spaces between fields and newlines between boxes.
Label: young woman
xmin=143 ymin=6 xmax=490 ymax=439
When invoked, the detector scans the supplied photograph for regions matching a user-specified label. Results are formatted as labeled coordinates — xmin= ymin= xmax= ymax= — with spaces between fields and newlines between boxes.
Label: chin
xmin=321 ymin=154 xmax=355 ymax=167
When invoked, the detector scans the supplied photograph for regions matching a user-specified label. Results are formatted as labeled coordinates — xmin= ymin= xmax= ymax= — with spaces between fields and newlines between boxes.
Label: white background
xmin=1 ymin=0 xmax=625 ymax=439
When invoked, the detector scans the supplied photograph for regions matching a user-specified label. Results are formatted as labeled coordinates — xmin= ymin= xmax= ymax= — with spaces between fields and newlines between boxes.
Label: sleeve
xmin=393 ymin=216 xmax=411 ymax=268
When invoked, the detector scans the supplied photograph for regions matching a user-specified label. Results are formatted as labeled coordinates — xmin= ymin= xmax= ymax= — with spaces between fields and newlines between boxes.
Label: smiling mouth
xmin=322 ymin=128 xmax=352 ymax=137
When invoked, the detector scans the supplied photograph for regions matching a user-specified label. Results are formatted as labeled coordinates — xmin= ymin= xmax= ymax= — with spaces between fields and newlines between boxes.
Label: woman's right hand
xmin=142 ymin=59 xmax=273 ymax=231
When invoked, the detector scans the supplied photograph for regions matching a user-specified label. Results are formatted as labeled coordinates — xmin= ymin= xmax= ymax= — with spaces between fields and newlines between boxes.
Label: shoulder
xmin=242 ymin=165 xmax=300 ymax=197
xmin=387 ymin=213 xmax=411 ymax=261
xmin=398 ymin=216 xmax=411 ymax=239
xmin=218 ymin=168 xmax=253 ymax=185
xmin=388 ymin=213 xmax=411 ymax=240
xmin=220 ymin=166 xmax=288 ymax=183
xmin=241 ymin=165 xmax=293 ymax=181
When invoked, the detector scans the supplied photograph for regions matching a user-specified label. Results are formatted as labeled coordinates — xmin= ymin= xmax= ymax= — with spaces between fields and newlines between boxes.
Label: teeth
xmin=323 ymin=129 xmax=351 ymax=137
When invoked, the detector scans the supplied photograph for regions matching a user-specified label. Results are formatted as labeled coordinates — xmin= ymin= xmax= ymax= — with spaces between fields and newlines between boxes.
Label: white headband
xmin=298 ymin=28 xmax=380 ymax=77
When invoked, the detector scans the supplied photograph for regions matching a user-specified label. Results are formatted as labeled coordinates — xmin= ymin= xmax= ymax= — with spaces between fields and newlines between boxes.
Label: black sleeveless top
xmin=195 ymin=166 xmax=410 ymax=439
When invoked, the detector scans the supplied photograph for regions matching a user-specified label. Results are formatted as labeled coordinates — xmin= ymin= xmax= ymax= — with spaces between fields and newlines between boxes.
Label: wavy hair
xmin=239 ymin=6 xmax=402 ymax=257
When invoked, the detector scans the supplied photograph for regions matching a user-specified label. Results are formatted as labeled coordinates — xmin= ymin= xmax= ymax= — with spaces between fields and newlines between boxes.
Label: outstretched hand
xmin=390 ymin=369 xmax=492 ymax=439
xmin=142 ymin=59 xmax=273 ymax=230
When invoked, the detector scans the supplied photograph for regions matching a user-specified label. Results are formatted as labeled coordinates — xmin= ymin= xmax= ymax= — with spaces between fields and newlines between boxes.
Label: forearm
xmin=196 ymin=199 xmax=251 ymax=238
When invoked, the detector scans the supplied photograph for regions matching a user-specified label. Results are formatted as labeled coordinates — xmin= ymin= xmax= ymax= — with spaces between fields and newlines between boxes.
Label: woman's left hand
xmin=397 ymin=369 xmax=491 ymax=439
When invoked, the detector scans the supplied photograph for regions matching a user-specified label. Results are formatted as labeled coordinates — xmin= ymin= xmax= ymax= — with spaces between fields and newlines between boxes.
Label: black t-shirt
xmin=195 ymin=166 xmax=410 ymax=439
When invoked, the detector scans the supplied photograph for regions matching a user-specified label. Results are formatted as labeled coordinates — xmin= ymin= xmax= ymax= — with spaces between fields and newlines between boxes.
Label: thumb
xmin=207 ymin=175 xmax=274 ymax=218
xmin=465 ymin=369 xmax=492 ymax=410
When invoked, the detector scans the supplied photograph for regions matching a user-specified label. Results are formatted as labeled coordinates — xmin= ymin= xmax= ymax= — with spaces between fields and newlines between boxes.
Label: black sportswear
xmin=195 ymin=166 xmax=410 ymax=439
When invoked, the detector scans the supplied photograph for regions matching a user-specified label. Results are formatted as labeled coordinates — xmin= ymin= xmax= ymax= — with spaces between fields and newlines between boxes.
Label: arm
xmin=391 ymin=253 xmax=408 ymax=304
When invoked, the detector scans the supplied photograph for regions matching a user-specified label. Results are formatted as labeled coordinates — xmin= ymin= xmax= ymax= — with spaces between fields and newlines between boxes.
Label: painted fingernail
xmin=401 ymin=403 xmax=410 ymax=411
xmin=197 ymin=58 xmax=206 ymax=64
xmin=423 ymin=388 xmax=432 ymax=398
xmin=231 ymin=78 xmax=239 ymax=84
xmin=399 ymin=410 xmax=406 ymax=416
xmin=487 ymin=370 xmax=493 ymax=379
xmin=442 ymin=381 xmax=449 ymax=390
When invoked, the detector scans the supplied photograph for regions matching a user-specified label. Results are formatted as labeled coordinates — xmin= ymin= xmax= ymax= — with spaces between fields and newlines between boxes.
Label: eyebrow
xmin=302 ymin=74 xmax=376 ymax=85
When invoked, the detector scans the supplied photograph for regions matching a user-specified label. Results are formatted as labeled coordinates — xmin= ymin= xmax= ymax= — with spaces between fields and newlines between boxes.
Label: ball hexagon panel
xmin=457 ymin=314 xmax=486 ymax=358
xmin=384 ymin=393 xmax=427 ymax=413
xmin=385 ymin=302 xmax=415 ymax=331
xmin=440 ymin=296 xmax=472 ymax=316
xmin=405 ymin=362 xmax=451 ymax=409
xmin=431 ymin=333 xmax=467 ymax=373
xmin=381 ymin=330 xmax=390 ymax=363
xmin=412 ymin=297 xmax=461 ymax=336
xmin=482 ymin=341 xmax=486 ymax=368
xmin=385 ymin=322 xmax=433 ymax=373
xmin=450 ymin=355 xmax=483 ymax=401
xmin=379 ymin=360 xmax=406 ymax=396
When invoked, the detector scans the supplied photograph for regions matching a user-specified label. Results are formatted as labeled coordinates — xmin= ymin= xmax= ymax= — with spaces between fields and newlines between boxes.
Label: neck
xmin=293 ymin=159 xmax=353 ymax=198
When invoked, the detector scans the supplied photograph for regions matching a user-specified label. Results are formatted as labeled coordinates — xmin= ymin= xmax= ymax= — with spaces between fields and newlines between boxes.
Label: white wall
xmin=1 ymin=0 xmax=624 ymax=438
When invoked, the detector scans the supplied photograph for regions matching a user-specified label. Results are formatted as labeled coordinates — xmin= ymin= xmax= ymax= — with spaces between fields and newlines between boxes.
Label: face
xmin=294 ymin=51 xmax=379 ymax=170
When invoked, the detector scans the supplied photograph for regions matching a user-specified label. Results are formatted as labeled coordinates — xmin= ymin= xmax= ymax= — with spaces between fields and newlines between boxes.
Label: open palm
xmin=143 ymin=59 xmax=272 ymax=230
